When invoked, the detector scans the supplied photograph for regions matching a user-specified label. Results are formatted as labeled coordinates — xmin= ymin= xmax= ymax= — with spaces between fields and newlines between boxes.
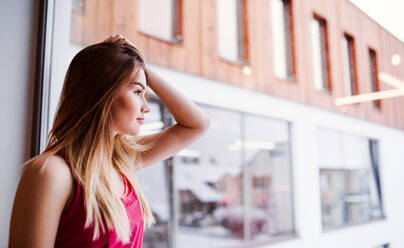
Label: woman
xmin=9 ymin=34 xmax=210 ymax=247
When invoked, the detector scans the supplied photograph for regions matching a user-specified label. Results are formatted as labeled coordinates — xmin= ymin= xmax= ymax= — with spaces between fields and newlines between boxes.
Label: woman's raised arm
xmin=136 ymin=67 xmax=210 ymax=168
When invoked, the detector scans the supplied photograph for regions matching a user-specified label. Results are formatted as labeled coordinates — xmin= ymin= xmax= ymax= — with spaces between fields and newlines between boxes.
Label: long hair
xmin=25 ymin=41 xmax=156 ymax=243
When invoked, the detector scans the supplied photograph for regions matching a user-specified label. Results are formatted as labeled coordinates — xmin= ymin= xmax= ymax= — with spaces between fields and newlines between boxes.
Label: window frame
xmin=342 ymin=33 xmax=359 ymax=96
xmin=171 ymin=103 xmax=297 ymax=246
xmin=311 ymin=13 xmax=332 ymax=93
xmin=369 ymin=47 xmax=382 ymax=110
xmin=217 ymin=0 xmax=249 ymax=65
xmin=317 ymin=128 xmax=385 ymax=232
xmin=136 ymin=0 xmax=184 ymax=44
xmin=271 ymin=0 xmax=296 ymax=81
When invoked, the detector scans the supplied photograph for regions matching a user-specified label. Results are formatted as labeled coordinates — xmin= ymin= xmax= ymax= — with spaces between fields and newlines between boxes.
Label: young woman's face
xmin=111 ymin=67 xmax=150 ymax=136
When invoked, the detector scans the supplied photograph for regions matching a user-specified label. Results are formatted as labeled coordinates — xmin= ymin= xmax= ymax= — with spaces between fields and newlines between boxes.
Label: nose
xmin=141 ymin=103 xmax=150 ymax=114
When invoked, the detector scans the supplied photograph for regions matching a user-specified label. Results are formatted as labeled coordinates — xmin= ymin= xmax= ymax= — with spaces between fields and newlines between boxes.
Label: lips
xmin=136 ymin=118 xmax=144 ymax=125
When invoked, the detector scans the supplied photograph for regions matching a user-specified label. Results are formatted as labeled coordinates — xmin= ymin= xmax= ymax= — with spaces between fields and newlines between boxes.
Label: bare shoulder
xmin=9 ymin=154 xmax=74 ymax=247
xmin=23 ymin=154 xmax=73 ymax=183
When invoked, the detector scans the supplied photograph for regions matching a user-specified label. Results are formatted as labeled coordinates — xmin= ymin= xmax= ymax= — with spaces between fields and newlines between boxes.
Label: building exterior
xmin=2 ymin=0 xmax=403 ymax=247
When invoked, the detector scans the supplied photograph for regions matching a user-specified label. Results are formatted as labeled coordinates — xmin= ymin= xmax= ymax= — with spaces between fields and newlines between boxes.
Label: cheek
xmin=112 ymin=95 xmax=138 ymax=124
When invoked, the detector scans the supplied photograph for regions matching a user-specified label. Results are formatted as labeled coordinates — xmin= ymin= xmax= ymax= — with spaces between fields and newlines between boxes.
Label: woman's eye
xmin=134 ymin=90 xmax=142 ymax=95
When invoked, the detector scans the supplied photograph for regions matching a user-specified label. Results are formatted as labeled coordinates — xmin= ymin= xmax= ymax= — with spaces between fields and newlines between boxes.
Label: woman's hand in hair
xmin=103 ymin=34 xmax=146 ymax=62
xmin=104 ymin=34 xmax=137 ymax=49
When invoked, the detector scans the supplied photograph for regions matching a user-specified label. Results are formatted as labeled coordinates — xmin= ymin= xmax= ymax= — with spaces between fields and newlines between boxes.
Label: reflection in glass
xmin=174 ymin=106 xmax=295 ymax=247
xmin=318 ymin=129 xmax=384 ymax=229
xmin=244 ymin=115 xmax=294 ymax=241
xmin=175 ymin=106 xmax=244 ymax=248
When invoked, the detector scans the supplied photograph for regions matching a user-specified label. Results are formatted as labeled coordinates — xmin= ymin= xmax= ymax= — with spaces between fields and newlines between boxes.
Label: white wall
xmin=0 ymin=0 xmax=38 ymax=245
xmin=150 ymin=64 xmax=404 ymax=248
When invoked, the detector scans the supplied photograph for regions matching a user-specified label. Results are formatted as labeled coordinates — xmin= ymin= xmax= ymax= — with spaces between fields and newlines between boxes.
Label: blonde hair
xmin=24 ymin=41 xmax=155 ymax=243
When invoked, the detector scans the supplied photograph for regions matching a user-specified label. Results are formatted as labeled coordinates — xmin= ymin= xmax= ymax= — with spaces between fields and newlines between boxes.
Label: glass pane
xmin=369 ymin=49 xmax=381 ymax=108
xmin=311 ymin=19 xmax=325 ymax=91
xmin=271 ymin=0 xmax=287 ymax=79
xmin=342 ymin=36 xmax=353 ymax=96
xmin=137 ymin=102 xmax=170 ymax=248
xmin=345 ymin=169 xmax=371 ymax=223
xmin=320 ymin=169 xmax=346 ymax=228
xmin=138 ymin=0 xmax=174 ymax=41
xmin=244 ymin=115 xmax=294 ymax=241
xmin=271 ymin=0 xmax=293 ymax=79
xmin=217 ymin=0 xmax=241 ymax=62
xmin=368 ymin=140 xmax=383 ymax=219
xmin=174 ymin=105 xmax=244 ymax=248
xmin=318 ymin=129 xmax=384 ymax=229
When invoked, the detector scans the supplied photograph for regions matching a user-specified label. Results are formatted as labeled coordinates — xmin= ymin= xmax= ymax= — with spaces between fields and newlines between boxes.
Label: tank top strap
xmin=120 ymin=173 xmax=131 ymax=197
xmin=45 ymin=149 xmax=83 ymax=220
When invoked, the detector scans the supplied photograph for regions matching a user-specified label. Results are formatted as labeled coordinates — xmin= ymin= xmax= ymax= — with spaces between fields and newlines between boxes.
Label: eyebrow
xmin=130 ymin=82 xmax=145 ymax=90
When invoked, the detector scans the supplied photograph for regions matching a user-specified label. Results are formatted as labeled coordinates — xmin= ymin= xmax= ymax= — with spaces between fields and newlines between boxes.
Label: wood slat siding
xmin=70 ymin=0 xmax=404 ymax=130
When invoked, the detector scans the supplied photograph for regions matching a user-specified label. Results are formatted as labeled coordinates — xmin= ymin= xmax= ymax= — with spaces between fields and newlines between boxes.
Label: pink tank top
xmin=50 ymin=149 xmax=144 ymax=247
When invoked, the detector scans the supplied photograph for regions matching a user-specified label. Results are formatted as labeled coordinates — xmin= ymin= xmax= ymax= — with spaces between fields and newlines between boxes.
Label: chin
xmin=125 ymin=128 xmax=140 ymax=137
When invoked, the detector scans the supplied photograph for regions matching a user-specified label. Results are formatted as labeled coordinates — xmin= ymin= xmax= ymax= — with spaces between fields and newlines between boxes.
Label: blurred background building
xmin=1 ymin=0 xmax=403 ymax=247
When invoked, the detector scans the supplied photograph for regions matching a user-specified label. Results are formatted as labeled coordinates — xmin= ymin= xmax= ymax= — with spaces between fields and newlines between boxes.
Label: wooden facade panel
xmin=181 ymin=0 xmax=201 ymax=75
xmin=201 ymin=0 xmax=218 ymax=81
xmin=248 ymin=0 xmax=265 ymax=92
xmin=258 ymin=0 xmax=275 ymax=95
xmin=87 ymin=0 xmax=113 ymax=44
xmin=69 ymin=0 xmax=404 ymax=129
xmin=358 ymin=13 xmax=379 ymax=122
xmin=291 ymin=0 xmax=308 ymax=104
xmin=306 ymin=0 xmax=341 ymax=113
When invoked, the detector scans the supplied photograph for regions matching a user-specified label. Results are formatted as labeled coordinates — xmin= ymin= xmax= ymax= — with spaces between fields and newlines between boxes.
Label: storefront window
xmin=317 ymin=129 xmax=384 ymax=230
xmin=244 ymin=114 xmax=295 ymax=241
xmin=174 ymin=106 xmax=245 ymax=247
xmin=174 ymin=106 xmax=295 ymax=247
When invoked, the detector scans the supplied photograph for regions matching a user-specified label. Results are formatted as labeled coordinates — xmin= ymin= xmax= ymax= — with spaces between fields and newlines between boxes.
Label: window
xmin=317 ymin=129 xmax=384 ymax=230
xmin=217 ymin=0 xmax=248 ymax=63
xmin=174 ymin=106 xmax=295 ymax=247
xmin=138 ymin=101 xmax=171 ymax=248
xmin=342 ymin=34 xmax=358 ymax=96
xmin=271 ymin=0 xmax=296 ymax=80
xmin=244 ymin=114 xmax=295 ymax=240
xmin=369 ymin=48 xmax=381 ymax=109
xmin=311 ymin=15 xmax=332 ymax=92
xmin=137 ymin=0 xmax=182 ymax=42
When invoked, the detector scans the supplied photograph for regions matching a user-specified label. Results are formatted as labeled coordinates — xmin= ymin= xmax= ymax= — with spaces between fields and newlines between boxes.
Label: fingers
xmin=102 ymin=34 xmax=146 ymax=62
xmin=104 ymin=34 xmax=140 ymax=52
xmin=104 ymin=34 xmax=125 ymax=44
xmin=105 ymin=34 xmax=136 ymax=46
